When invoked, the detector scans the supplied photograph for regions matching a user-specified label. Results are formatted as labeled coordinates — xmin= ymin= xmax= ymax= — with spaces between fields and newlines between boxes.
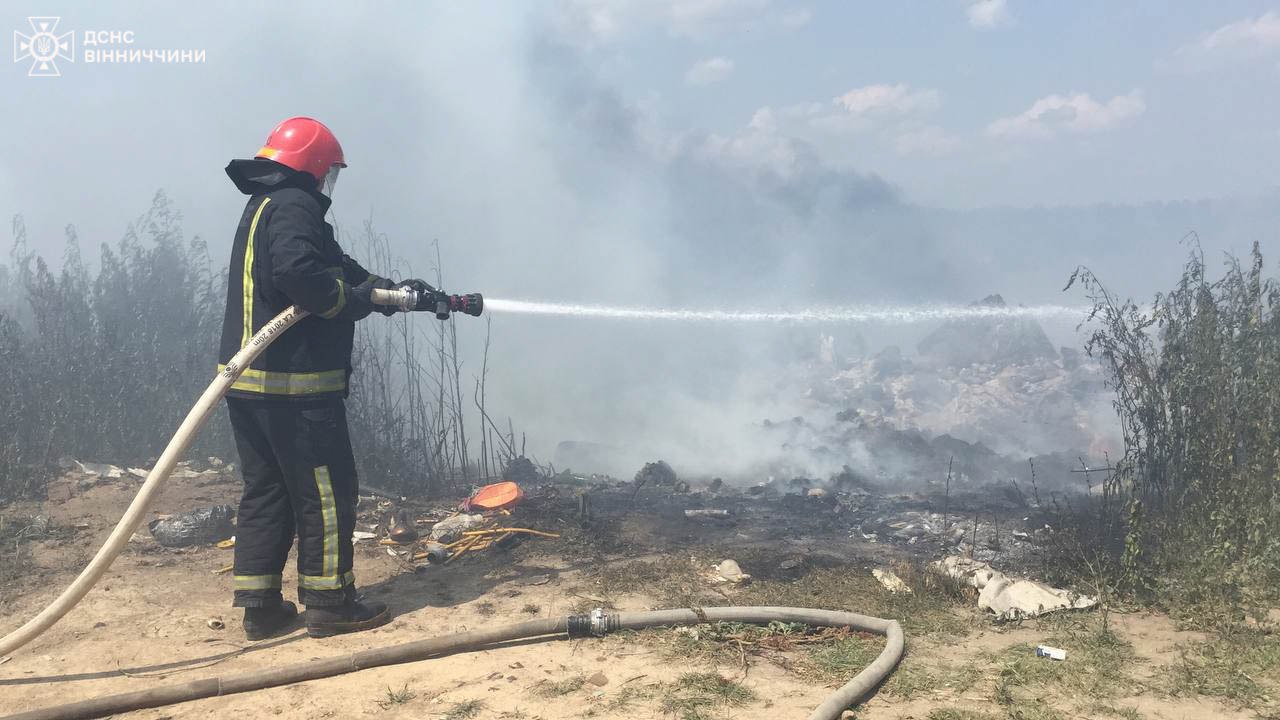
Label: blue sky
xmin=3 ymin=1 xmax=1278 ymax=254
xmin=552 ymin=0 xmax=1280 ymax=207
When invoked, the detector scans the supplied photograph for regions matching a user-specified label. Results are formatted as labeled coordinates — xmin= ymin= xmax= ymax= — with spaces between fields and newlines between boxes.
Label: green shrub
xmin=1068 ymin=240 xmax=1280 ymax=623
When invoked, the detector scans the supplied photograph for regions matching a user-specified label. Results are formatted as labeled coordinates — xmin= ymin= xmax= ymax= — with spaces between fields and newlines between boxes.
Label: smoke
xmin=0 ymin=3 xmax=1272 ymax=483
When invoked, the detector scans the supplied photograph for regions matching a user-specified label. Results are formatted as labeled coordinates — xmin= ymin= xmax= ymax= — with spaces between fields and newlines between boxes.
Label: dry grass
xmin=441 ymin=699 xmax=485 ymax=719
xmin=657 ymin=672 xmax=755 ymax=720
xmin=532 ymin=675 xmax=586 ymax=698
xmin=1167 ymin=628 xmax=1280 ymax=710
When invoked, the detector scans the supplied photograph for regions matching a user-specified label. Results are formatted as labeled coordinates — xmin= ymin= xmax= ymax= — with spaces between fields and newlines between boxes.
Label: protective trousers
xmin=227 ymin=397 xmax=358 ymax=607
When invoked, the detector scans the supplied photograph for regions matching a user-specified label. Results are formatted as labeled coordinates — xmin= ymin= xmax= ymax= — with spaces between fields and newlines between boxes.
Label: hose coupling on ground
xmin=566 ymin=608 xmax=617 ymax=638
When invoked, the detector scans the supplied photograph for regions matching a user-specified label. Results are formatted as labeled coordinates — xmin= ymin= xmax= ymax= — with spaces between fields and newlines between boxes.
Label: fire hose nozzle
xmin=446 ymin=293 xmax=484 ymax=319
xmin=370 ymin=289 xmax=484 ymax=319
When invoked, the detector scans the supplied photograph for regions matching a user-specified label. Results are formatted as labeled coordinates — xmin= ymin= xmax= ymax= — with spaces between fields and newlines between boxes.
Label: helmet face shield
xmin=319 ymin=165 xmax=340 ymax=199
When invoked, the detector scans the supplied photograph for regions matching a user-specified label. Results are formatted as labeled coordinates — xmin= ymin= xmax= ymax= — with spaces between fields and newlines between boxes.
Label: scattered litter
xmin=429 ymin=513 xmax=485 ymax=543
xmin=213 ymin=564 xmax=233 ymax=575
xmin=685 ymin=509 xmax=733 ymax=521
xmin=127 ymin=468 xmax=149 ymax=479
xmin=1036 ymin=645 xmax=1067 ymax=661
xmin=413 ymin=542 xmax=452 ymax=564
xmin=148 ymin=505 xmax=235 ymax=548
xmin=215 ymin=537 xmax=235 ymax=549
xmin=807 ymin=488 xmax=829 ymax=498
xmin=462 ymin=481 xmax=525 ymax=512
xmin=711 ymin=559 xmax=751 ymax=584
xmin=170 ymin=464 xmax=210 ymax=479
xmin=872 ymin=568 xmax=912 ymax=594
xmin=352 ymin=530 xmax=377 ymax=542
xmin=981 ymin=576 xmax=1097 ymax=620
xmin=935 ymin=555 xmax=1096 ymax=620
xmin=206 ymin=618 xmax=225 ymax=631
xmin=387 ymin=509 xmax=418 ymax=544
xmin=74 ymin=460 xmax=123 ymax=479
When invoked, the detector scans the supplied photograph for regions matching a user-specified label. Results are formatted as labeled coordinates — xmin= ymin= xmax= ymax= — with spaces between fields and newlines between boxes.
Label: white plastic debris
xmin=934 ymin=555 xmax=1096 ymax=621
xmin=711 ymin=559 xmax=751 ymax=584
xmin=127 ymin=467 xmax=149 ymax=479
xmin=872 ymin=568 xmax=912 ymax=594
xmin=429 ymin=513 xmax=485 ymax=544
xmin=352 ymin=531 xmax=377 ymax=542
xmin=1036 ymin=645 xmax=1067 ymax=661
xmin=685 ymin=509 xmax=733 ymax=520
xmin=74 ymin=461 xmax=123 ymax=479
xmin=935 ymin=556 xmax=1003 ymax=589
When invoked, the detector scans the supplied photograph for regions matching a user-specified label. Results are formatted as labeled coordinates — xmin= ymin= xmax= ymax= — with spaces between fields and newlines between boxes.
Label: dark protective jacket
xmin=218 ymin=158 xmax=378 ymax=400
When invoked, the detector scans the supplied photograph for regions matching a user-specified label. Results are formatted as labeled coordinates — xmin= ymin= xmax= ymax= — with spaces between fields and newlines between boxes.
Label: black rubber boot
xmin=243 ymin=601 xmax=299 ymax=641
xmin=306 ymin=599 xmax=390 ymax=638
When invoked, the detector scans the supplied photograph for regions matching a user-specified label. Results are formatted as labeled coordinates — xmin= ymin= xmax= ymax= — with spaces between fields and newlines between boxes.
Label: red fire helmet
xmin=255 ymin=117 xmax=346 ymax=182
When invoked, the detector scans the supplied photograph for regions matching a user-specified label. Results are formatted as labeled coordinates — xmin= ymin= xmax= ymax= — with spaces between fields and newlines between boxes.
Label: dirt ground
xmin=0 ymin=472 xmax=1265 ymax=720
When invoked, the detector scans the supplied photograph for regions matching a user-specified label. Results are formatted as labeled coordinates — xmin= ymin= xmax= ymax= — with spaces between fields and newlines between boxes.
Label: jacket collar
xmin=224 ymin=158 xmax=332 ymax=210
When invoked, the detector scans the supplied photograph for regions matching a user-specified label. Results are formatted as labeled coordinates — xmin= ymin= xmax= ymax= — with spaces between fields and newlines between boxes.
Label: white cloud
xmin=685 ymin=56 xmax=735 ymax=85
xmin=894 ymin=126 xmax=961 ymax=156
xmin=986 ymin=91 xmax=1145 ymax=139
xmin=748 ymin=107 xmax=778 ymax=133
xmin=966 ymin=0 xmax=1011 ymax=29
xmin=1197 ymin=11 xmax=1280 ymax=52
xmin=700 ymin=125 xmax=808 ymax=179
xmin=833 ymin=84 xmax=940 ymax=116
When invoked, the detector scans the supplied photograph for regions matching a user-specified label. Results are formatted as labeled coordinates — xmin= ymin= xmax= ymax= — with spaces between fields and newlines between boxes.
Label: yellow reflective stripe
xmin=298 ymin=570 xmax=355 ymax=591
xmin=233 ymin=574 xmax=282 ymax=591
xmin=216 ymin=365 xmax=347 ymax=396
xmin=315 ymin=466 xmax=338 ymax=582
xmin=318 ymin=278 xmax=347 ymax=319
xmin=240 ymin=197 xmax=272 ymax=348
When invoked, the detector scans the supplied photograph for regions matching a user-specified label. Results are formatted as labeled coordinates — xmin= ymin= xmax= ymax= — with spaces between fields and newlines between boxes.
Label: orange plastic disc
xmin=467 ymin=481 xmax=524 ymax=511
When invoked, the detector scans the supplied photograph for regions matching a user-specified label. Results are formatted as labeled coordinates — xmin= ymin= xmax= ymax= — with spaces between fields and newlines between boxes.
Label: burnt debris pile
xmin=804 ymin=293 xmax=1112 ymax=481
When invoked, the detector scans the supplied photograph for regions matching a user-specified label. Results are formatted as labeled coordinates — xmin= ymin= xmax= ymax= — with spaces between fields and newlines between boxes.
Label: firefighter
xmin=219 ymin=117 xmax=430 ymax=639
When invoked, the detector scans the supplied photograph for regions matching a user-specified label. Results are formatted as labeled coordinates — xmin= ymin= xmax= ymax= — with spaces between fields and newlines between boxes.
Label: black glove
xmin=352 ymin=276 xmax=397 ymax=317
xmin=393 ymin=278 xmax=448 ymax=313
xmin=395 ymin=278 xmax=435 ymax=295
